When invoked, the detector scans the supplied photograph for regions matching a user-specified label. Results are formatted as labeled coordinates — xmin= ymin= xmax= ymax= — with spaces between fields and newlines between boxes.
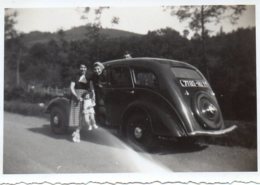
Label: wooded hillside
xmin=4 ymin=25 xmax=256 ymax=121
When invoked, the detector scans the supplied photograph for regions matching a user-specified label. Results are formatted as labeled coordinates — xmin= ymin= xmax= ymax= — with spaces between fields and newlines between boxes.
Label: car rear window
xmin=171 ymin=67 xmax=202 ymax=80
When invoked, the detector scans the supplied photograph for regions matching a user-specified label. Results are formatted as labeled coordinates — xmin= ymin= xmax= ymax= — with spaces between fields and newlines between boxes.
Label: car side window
xmin=107 ymin=66 xmax=132 ymax=87
xmin=133 ymin=68 xmax=159 ymax=89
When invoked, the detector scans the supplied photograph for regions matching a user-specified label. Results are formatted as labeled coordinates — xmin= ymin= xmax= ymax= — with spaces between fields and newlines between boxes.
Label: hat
xmin=93 ymin=61 xmax=105 ymax=70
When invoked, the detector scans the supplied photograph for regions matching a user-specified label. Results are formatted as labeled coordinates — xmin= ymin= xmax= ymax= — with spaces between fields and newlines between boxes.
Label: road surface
xmin=3 ymin=112 xmax=257 ymax=174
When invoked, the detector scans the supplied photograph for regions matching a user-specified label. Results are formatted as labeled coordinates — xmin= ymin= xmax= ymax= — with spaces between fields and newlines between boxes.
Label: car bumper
xmin=188 ymin=125 xmax=237 ymax=136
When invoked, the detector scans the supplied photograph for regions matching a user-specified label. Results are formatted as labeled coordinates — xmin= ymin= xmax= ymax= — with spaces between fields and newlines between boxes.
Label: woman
xmin=90 ymin=62 xmax=105 ymax=124
xmin=69 ymin=64 xmax=95 ymax=143
xmin=93 ymin=61 xmax=105 ymax=77
xmin=91 ymin=61 xmax=105 ymax=103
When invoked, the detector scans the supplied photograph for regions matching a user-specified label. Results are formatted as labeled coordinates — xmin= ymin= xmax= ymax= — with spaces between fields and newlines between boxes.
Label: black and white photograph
xmin=1 ymin=0 xmax=259 ymax=184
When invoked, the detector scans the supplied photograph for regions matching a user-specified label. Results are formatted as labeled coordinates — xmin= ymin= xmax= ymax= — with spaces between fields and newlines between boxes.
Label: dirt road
xmin=3 ymin=112 xmax=257 ymax=173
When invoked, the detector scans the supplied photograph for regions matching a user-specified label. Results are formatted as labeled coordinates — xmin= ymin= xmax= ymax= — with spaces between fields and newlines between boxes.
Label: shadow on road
xmin=79 ymin=128 xmax=126 ymax=149
xmin=148 ymin=141 xmax=208 ymax=155
xmin=28 ymin=125 xmax=208 ymax=154
xmin=28 ymin=125 xmax=126 ymax=149
xmin=28 ymin=125 xmax=72 ymax=142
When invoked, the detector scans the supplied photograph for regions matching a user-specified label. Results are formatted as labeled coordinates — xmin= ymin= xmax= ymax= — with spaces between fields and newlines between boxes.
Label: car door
xmin=97 ymin=65 xmax=134 ymax=126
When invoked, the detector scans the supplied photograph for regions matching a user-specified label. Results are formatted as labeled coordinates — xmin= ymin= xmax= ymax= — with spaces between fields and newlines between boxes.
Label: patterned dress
xmin=69 ymin=74 xmax=93 ymax=128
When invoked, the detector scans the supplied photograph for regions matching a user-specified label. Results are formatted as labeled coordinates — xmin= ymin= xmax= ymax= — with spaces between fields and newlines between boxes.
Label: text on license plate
xmin=180 ymin=80 xmax=208 ymax=87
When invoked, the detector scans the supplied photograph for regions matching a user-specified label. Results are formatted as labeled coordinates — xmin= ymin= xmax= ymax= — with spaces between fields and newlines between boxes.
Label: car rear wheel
xmin=126 ymin=113 xmax=154 ymax=150
xmin=50 ymin=107 xmax=68 ymax=134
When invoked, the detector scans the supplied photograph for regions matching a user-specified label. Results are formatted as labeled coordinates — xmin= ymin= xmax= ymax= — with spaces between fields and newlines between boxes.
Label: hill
xmin=21 ymin=26 xmax=142 ymax=47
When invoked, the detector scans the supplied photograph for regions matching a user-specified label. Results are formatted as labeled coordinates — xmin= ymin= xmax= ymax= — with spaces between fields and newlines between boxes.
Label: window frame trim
xmin=105 ymin=65 xmax=134 ymax=88
xmin=131 ymin=67 xmax=159 ymax=90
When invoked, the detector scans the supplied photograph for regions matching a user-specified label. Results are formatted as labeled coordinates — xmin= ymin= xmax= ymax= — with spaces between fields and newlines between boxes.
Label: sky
xmin=10 ymin=6 xmax=255 ymax=37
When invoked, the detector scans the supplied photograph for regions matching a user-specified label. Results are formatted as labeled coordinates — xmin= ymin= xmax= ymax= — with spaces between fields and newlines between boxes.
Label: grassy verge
xmin=4 ymin=100 xmax=48 ymax=118
xmin=197 ymin=120 xmax=257 ymax=149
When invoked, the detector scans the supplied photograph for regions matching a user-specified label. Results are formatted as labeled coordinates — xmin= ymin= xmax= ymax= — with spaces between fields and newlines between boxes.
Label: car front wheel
xmin=50 ymin=106 xmax=68 ymax=134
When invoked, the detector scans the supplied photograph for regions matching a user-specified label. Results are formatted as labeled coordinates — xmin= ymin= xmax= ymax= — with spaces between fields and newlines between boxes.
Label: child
xmin=82 ymin=92 xmax=98 ymax=131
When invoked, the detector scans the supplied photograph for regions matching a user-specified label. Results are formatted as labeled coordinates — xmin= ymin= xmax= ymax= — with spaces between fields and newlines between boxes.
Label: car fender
xmin=45 ymin=97 xmax=70 ymax=115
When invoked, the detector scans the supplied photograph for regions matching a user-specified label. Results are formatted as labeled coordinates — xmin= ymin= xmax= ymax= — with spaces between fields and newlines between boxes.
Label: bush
xmin=23 ymin=91 xmax=55 ymax=103
xmin=4 ymin=86 xmax=27 ymax=101
xmin=4 ymin=100 xmax=47 ymax=118
xmin=4 ymin=86 xmax=57 ymax=103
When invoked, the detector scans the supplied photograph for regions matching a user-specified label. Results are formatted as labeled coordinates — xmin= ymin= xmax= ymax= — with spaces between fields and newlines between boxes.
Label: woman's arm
xmin=70 ymin=82 xmax=82 ymax=101
xmin=89 ymin=80 xmax=95 ymax=101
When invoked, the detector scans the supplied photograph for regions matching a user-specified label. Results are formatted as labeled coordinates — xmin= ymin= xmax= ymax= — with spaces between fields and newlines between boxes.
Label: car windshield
xmin=171 ymin=67 xmax=202 ymax=80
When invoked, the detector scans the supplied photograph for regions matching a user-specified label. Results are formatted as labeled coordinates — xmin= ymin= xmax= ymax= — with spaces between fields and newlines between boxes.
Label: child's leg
xmin=90 ymin=114 xmax=98 ymax=129
xmin=83 ymin=114 xmax=90 ymax=127
xmin=84 ymin=114 xmax=92 ymax=130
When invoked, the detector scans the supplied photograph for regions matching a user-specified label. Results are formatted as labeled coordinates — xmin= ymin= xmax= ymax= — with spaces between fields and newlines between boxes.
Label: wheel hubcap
xmin=201 ymin=101 xmax=218 ymax=120
xmin=134 ymin=127 xmax=143 ymax=139
xmin=53 ymin=115 xmax=59 ymax=125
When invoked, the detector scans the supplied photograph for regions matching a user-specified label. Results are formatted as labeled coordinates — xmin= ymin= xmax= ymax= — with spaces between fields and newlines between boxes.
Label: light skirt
xmin=69 ymin=89 xmax=87 ymax=128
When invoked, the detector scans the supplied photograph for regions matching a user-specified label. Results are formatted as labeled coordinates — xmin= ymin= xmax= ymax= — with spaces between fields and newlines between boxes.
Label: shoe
xmin=72 ymin=131 xmax=80 ymax=143
xmin=88 ymin=126 xmax=93 ymax=131
xmin=93 ymin=124 xmax=99 ymax=129
xmin=72 ymin=135 xmax=78 ymax=142
xmin=73 ymin=136 xmax=79 ymax=143
xmin=75 ymin=136 xmax=80 ymax=143
xmin=72 ymin=131 xmax=77 ymax=138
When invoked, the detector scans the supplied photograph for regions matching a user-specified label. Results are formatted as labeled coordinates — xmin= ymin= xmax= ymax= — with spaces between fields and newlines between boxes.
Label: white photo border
xmin=0 ymin=0 xmax=259 ymax=184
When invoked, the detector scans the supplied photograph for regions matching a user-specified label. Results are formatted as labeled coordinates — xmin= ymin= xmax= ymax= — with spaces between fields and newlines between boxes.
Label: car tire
xmin=125 ymin=113 xmax=155 ymax=151
xmin=50 ymin=106 xmax=68 ymax=134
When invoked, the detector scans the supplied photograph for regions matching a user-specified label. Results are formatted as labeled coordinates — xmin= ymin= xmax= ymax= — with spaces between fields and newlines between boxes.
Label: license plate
xmin=179 ymin=80 xmax=208 ymax=88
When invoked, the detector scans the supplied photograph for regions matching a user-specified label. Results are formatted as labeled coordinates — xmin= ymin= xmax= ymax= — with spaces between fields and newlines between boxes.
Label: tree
xmin=182 ymin=29 xmax=189 ymax=38
xmin=164 ymin=5 xmax=246 ymax=80
xmin=79 ymin=7 xmax=120 ymax=62
xmin=206 ymin=28 xmax=256 ymax=120
xmin=111 ymin=16 xmax=120 ymax=25
xmin=5 ymin=9 xmax=26 ymax=87
xmin=5 ymin=9 xmax=18 ymax=39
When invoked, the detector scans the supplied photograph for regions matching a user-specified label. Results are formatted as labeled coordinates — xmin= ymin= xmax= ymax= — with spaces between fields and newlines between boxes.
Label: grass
xmin=4 ymin=100 xmax=48 ymax=118
xmin=197 ymin=120 xmax=257 ymax=149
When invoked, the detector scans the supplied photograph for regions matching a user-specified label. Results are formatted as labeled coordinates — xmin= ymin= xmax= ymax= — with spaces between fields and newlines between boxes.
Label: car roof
xmin=103 ymin=57 xmax=196 ymax=69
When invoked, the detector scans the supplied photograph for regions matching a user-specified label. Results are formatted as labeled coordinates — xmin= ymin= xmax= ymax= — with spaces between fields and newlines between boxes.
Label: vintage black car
xmin=46 ymin=57 xmax=236 ymax=147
